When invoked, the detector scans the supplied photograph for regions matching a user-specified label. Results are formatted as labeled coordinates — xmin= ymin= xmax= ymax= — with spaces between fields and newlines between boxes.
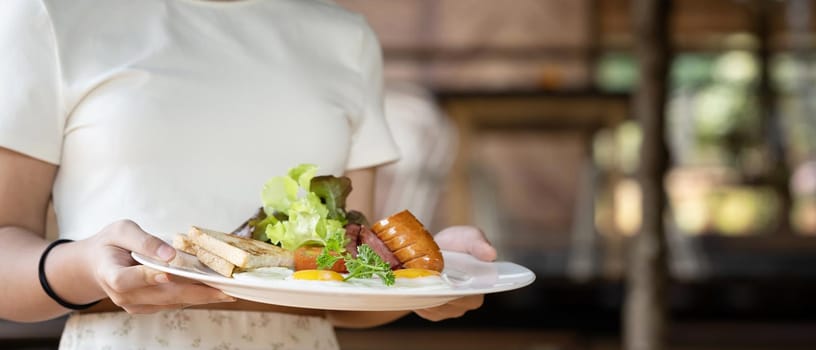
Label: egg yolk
xmin=393 ymin=268 xmax=441 ymax=279
xmin=292 ymin=270 xmax=344 ymax=281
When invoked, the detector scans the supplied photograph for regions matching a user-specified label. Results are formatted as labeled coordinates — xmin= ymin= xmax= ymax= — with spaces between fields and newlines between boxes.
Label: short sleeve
xmin=0 ymin=0 xmax=64 ymax=165
xmin=345 ymin=24 xmax=401 ymax=170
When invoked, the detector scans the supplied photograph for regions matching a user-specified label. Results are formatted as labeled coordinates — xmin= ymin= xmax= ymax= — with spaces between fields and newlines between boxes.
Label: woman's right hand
xmin=81 ymin=219 xmax=235 ymax=314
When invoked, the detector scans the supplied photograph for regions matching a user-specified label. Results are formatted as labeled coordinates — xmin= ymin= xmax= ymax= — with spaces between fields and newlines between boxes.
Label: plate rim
xmin=131 ymin=250 xmax=536 ymax=298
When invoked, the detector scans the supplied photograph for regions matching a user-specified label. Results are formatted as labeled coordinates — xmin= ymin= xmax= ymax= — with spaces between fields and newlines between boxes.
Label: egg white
xmin=234 ymin=268 xmax=452 ymax=290
xmin=393 ymin=275 xmax=451 ymax=290
xmin=233 ymin=267 xmax=292 ymax=282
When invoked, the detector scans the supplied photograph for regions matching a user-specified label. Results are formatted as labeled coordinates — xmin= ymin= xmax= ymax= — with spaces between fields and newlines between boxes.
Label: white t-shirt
xmin=0 ymin=0 xmax=400 ymax=242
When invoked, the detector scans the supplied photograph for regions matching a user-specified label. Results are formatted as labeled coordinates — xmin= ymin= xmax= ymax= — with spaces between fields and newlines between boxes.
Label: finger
xmin=165 ymin=274 xmax=206 ymax=285
xmin=414 ymin=304 xmax=467 ymax=322
xmin=108 ymin=283 xmax=235 ymax=307
xmin=468 ymin=239 xmax=497 ymax=262
xmin=434 ymin=226 xmax=472 ymax=250
xmin=99 ymin=265 xmax=170 ymax=293
xmin=435 ymin=226 xmax=497 ymax=262
xmin=445 ymin=295 xmax=484 ymax=310
xmin=104 ymin=220 xmax=176 ymax=262
xmin=414 ymin=295 xmax=483 ymax=321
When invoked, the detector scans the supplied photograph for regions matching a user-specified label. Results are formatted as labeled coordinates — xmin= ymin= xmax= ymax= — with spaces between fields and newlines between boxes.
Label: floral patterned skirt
xmin=58 ymin=310 xmax=339 ymax=350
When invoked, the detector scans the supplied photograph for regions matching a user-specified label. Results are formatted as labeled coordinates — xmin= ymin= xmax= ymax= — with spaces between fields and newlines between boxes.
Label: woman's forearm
xmin=0 ymin=226 xmax=103 ymax=322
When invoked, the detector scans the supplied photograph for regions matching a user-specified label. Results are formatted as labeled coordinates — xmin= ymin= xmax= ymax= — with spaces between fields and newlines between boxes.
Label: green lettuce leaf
xmin=261 ymin=176 xmax=299 ymax=216
xmin=261 ymin=164 xmax=351 ymax=251
xmin=288 ymin=164 xmax=317 ymax=192
xmin=265 ymin=221 xmax=288 ymax=248
xmin=345 ymin=210 xmax=370 ymax=227
xmin=251 ymin=215 xmax=278 ymax=241
xmin=316 ymin=217 xmax=345 ymax=242
xmin=310 ymin=175 xmax=352 ymax=220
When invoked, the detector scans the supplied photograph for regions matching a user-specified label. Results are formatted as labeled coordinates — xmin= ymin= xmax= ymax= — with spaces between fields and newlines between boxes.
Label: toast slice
xmin=187 ymin=226 xmax=294 ymax=269
xmin=172 ymin=234 xmax=236 ymax=277
xmin=172 ymin=234 xmax=198 ymax=256
xmin=195 ymin=247 xmax=236 ymax=277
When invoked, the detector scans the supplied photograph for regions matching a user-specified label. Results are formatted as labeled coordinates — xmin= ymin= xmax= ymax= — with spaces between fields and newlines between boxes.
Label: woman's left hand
xmin=412 ymin=225 xmax=497 ymax=321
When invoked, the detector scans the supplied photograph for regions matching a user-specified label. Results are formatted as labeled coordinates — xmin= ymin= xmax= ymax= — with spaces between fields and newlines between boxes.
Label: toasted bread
xmin=172 ymin=234 xmax=198 ymax=256
xmin=196 ymin=247 xmax=236 ymax=277
xmin=187 ymin=226 xmax=294 ymax=269
xmin=172 ymin=233 xmax=236 ymax=277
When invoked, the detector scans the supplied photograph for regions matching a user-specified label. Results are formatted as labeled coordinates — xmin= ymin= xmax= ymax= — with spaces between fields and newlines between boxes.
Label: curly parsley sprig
xmin=316 ymin=248 xmax=343 ymax=270
xmin=316 ymin=243 xmax=395 ymax=286
xmin=343 ymin=245 xmax=395 ymax=286
xmin=315 ymin=228 xmax=346 ymax=270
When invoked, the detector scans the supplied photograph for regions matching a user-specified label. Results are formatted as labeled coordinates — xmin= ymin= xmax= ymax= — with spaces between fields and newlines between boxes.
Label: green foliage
xmin=343 ymin=244 xmax=395 ymax=286
xmin=310 ymin=176 xmax=352 ymax=221
xmin=261 ymin=164 xmax=348 ymax=251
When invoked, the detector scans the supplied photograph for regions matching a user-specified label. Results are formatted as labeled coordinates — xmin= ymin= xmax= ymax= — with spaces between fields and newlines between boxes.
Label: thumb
xmin=104 ymin=220 xmax=176 ymax=262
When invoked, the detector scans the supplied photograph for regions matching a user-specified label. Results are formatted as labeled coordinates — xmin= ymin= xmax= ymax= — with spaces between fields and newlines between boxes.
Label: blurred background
xmin=6 ymin=0 xmax=816 ymax=349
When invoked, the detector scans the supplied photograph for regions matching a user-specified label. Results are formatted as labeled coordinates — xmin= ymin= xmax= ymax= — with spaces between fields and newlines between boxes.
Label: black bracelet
xmin=38 ymin=239 xmax=100 ymax=310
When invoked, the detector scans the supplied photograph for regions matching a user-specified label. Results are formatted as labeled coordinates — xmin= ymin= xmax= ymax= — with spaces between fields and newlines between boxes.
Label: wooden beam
xmin=754 ymin=0 xmax=792 ymax=236
xmin=624 ymin=0 xmax=671 ymax=350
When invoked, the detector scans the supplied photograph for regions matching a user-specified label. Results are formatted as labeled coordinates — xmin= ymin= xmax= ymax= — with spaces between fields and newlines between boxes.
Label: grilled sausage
xmin=371 ymin=210 xmax=444 ymax=272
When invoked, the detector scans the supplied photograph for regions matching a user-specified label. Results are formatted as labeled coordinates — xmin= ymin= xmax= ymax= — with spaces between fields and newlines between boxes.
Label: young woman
xmin=0 ymin=0 xmax=496 ymax=349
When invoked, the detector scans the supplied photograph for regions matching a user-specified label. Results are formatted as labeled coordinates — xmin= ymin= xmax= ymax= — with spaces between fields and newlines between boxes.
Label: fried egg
xmin=392 ymin=268 xmax=448 ymax=289
xmin=234 ymin=267 xmax=451 ymax=290
xmin=291 ymin=269 xmax=344 ymax=282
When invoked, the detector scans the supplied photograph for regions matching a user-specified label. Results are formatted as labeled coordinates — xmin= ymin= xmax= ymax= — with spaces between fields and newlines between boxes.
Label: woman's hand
xmin=412 ymin=225 xmax=497 ymax=321
xmin=81 ymin=219 xmax=235 ymax=314
xmin=433 ymin=225 xmax=498 ymax=261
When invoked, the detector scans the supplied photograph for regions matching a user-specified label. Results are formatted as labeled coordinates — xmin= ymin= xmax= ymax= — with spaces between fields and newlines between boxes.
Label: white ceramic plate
xmin=132 ymin=250 xmax=536 ymax=311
